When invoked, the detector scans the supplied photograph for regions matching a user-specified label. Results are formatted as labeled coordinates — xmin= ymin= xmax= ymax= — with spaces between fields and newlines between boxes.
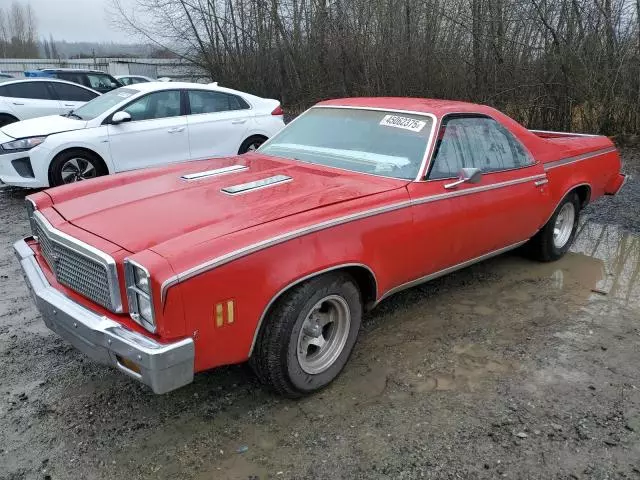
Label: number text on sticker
xmin=380 ymin=115 xmax=427 ymax=133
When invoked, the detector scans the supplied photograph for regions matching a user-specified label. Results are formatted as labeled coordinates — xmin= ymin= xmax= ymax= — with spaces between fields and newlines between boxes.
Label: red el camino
xmin=15 ymin=98 xmax=626 ymax=397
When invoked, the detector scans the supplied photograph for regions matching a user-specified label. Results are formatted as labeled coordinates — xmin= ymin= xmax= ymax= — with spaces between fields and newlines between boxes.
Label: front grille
xmin=33 ymin=213 xmax=120 ymax=312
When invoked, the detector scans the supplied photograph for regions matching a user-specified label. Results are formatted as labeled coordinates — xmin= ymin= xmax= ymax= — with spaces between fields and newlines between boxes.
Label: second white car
xmin=0 ymin=82 xmax=285 ymax=187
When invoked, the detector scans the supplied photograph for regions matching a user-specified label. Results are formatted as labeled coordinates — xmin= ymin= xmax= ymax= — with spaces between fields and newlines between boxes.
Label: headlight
xmin=1 ymin=136 xmax=47 ymax=151
xmin=124 ymin=260 xmax=156 ymax=333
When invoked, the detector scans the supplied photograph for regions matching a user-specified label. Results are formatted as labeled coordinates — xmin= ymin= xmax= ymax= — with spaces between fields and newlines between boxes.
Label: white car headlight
xmin=124 ymin=260 xmax=156 ymax=333
xmin=1 ymin=136 xmax=47 ymax=151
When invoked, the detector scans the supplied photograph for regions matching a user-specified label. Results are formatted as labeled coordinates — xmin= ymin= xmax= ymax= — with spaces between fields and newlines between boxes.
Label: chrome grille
xmin=32 ymin=212 xmax=121 ymax=312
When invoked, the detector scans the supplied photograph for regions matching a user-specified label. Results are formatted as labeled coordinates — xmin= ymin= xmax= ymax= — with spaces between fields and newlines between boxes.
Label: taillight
xmin=271 ymin=105 xmax=284 ymax=116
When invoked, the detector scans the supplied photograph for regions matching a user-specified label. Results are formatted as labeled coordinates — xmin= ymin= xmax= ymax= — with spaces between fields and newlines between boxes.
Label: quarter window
xmin=50 ymin=82 xmax=98 ymax=102
xmin=187 ymin=90 xmax=249 ymax=114
xmin=428 ymin=116 xmax=533 ymax=179
xmin=122 ymin=90 xmax=182 ymax=121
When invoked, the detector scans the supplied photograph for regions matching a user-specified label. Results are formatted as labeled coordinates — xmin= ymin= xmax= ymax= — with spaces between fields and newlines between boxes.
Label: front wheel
xmin=49 ymin=150 xmax=107 ymax=187
xmin=250 ymin=273 xmax=362 ymax=398
xmin=527 ymin=192 xmax=580 ymax=262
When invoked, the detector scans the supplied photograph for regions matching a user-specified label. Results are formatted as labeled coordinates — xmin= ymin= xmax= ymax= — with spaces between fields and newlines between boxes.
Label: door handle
xmin=12 ymin=102 xmax=24 ymax=106
xmin=64 ymin=103 xmax=76 ymax=107
xmin=168 ymin=127 xmax=185 ymax=133
xmin=231 ymin=119 xmax=246 ymax=125
xmin=534 ymin=178 xmax=548 ymax=187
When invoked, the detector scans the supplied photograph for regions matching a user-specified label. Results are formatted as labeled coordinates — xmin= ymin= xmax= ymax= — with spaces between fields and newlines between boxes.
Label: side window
xmin=122 ymin=90 xmax=181 ymax=121
xmin=0 ymin=85 xmax=10 ymax=97
xmin=86 ymin=74 xmax=120 ymax=91
xmin=50 ymin=82 xmax=98 ymax=102
xmin=187 ymin=90 xmax=249 ymax=114
xmin=428 ymin=116 xmax=533 ymax=179
xmin=55 ymin=72 xmax=85 ymax=87
xmin=3 ymin=82 xmax=52 ymax=100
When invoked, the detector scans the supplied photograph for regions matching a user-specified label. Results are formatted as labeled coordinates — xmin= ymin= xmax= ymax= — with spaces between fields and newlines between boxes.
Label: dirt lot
xmin=1 ymin=150 xmax=639 ymax=480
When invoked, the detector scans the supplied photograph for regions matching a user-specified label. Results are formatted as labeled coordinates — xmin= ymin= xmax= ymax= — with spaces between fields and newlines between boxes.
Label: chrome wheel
xmin=553 ymin=202 xmax=575 ymax=249
xmin=297 ymin=295 xmax=351 ymax=375
xmin=60 ymin=157 xmax=97 ymax=183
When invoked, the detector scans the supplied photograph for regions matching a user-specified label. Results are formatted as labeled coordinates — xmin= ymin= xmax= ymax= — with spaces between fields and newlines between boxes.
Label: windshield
xmin=71 ymin=88 xmax=138 ymax=120
xmin=259 ymin=107 xmax=434 ymax=180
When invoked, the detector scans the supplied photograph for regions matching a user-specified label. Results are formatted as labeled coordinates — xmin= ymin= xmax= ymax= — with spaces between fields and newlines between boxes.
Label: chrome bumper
xmin=14 ymin=238 xmax=194 ymax=394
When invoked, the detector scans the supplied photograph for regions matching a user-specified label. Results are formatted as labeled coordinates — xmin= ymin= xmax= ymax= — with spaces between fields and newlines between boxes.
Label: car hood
xmin=1 ymin=115 xmax=87 ymax=139
xmin=49 ymin=154 xmax=407 ymax=253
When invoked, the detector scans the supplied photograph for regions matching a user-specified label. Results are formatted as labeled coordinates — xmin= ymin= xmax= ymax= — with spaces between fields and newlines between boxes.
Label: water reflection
xmin=568 ymin=222 xmax=640 ymax=309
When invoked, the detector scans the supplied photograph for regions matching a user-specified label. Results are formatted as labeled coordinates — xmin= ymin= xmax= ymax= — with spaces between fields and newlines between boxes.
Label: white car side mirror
xmin=111 ymin=111 xmax=132 ymax=125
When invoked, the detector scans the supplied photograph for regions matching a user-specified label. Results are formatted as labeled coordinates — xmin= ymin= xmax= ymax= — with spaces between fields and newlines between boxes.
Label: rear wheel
xmin=0 ymin=113 xmax=18 ymax=128
xmin=238 ymin=135 xmax=267 ymax=154
xmin=250 ymin=272 xmax=362 ymax=398
xmin=49 ymin=150 xmax=107 ymax=187
xmin=527 ymin=192 xmax=580 ymax=262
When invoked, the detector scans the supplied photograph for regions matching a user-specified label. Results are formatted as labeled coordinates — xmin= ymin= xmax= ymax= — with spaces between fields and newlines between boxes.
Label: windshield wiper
xmin=65 ymin=110 xmax=83 ymax=120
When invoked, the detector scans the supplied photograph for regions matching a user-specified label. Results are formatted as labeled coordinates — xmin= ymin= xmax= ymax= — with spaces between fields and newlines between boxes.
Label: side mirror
xmin=111 ymin=111 xmax=132 ymax=125
xmin=444 ymin=167 xmax=482 ymax=189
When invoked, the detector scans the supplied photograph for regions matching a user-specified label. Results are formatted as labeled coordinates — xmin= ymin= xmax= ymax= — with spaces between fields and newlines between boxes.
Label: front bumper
xmin=14 ymin=238 xmax=194 ymax=394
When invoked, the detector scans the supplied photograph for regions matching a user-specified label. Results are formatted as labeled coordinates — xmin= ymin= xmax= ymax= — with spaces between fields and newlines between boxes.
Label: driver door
xmin=107 ymin=90 xmax=189 ymax=171
xmin=406 ymin=114 xmax=550 ymax=280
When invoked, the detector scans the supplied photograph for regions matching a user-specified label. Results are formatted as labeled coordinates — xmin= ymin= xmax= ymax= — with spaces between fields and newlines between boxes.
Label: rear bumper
xmin=604 ymin=173 xmax=628 ymax=196
xmin=14 ymin=238 xmax=194 ymax=394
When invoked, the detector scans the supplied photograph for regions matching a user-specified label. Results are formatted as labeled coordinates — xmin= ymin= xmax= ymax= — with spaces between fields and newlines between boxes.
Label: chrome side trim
xmin=221 ymin=174 xmax=292 ymax=195
xmin=181 ymin=164 xmax=248 ymax=180
xmin=161 ymin=173 xmax=547 ymax=302
xmin=530 ymin=129 xmax=597 ymax=137
xmin=248 ymin=263 xmax=378 ymax=356
xmin=411 ymin=174 xmax=546 ymax=206
xmin=160 ymin=200 xmax=412 ymax=302
xmin=544 ymin=147 xmax=616 ymax=171
xmin=375 ymin=240 xmax=528 ymax=305
xmin=33 ymin=211 xmax=123 ymax=313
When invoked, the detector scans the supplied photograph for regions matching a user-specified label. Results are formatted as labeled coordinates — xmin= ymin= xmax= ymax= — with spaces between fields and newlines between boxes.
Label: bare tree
xmin=110 ymin=0 xmax=640 ymax=134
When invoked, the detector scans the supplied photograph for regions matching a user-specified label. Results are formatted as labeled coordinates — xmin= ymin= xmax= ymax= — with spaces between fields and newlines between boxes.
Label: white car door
xmin=48 ymin=82 xmax=99 ymax=113
xmin=1 ymin=81 xmax=63 ymax=119
xmin=185 ymin=89 xmax=251 ymax=159
xmin=107 ymin=89 xmax=189 ymax=171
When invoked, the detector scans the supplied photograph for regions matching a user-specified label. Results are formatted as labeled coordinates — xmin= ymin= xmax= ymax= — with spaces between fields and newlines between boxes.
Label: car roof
xmin=0 ymin=77 xmax=100 ymax=92
xmin=128 ymin=81 xmax=255 ymax=98
xmin=40 ymin=68 xmax=104 ymax=72
xmin=315 ymin=97 xmax=496 ymax=117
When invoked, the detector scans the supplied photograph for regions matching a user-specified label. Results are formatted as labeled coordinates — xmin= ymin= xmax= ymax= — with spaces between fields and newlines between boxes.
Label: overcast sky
xmin=12 ymin=0 xmax=138 ymax=43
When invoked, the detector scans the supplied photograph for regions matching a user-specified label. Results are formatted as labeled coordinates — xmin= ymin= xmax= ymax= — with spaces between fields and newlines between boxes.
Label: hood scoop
xmin=181 ymin=164 xmax=248 ymax=180
xmin=221 ymin=174 xmax=292 ymax=195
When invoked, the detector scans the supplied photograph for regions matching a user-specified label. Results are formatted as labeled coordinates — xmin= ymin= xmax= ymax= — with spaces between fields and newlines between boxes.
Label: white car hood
xmin=0 ymin=115 xmax=88 ymax=139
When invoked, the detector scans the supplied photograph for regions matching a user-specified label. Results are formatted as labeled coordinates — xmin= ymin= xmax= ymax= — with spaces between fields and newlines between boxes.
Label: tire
xmin=238 ymin=135 xmax=267 ymax=154
xmin=527 ymin=192 xmax=580 ymax=262
xmin=250 ymin=272 xmax=363 ymax=398
xmin=0 ymin=114 xmax=18 ymax=128
xmin=49 ymin=149 xmax=107 ymax=187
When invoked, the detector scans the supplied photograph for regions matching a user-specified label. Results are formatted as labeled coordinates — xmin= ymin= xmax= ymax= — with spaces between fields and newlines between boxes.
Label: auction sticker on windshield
xmin=380 ymin=115 xmax=426 ymax=132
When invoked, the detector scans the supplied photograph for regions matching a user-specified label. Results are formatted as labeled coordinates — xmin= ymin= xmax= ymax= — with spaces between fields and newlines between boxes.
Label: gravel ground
xmin=0 ymin=149 xmax=639 ymax=480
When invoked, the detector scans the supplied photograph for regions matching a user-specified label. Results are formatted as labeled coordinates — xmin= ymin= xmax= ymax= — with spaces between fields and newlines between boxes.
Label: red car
xmin=15 ymin=98 xmax=626 ymax=397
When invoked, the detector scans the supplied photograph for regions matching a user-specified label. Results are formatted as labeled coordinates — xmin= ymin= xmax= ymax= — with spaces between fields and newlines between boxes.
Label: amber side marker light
xmin=116 ymin=355 xmax=142 ymax=375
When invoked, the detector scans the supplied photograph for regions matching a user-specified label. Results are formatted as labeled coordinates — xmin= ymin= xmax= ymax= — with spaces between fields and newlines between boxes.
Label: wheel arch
xmin=573 ymin=184 xmax=591 ymax=208
xmin=248 ymin=263 xmax=378 ymax=357
xmin=48 ymin=146 xmax=110 ymax=185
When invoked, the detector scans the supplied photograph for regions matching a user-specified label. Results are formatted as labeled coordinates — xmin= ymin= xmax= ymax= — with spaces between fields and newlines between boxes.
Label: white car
xmin=0 ymin=78 xmax=99 ymax=128
xmin=0 ymin=82 xmax=285 ymax=188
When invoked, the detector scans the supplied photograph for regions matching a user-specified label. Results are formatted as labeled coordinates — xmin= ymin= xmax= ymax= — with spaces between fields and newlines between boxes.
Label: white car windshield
xmin=71 ymin=88 xmax=139 ymax=120
xmin=259 ymin=107 xmax=434 ymax=180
